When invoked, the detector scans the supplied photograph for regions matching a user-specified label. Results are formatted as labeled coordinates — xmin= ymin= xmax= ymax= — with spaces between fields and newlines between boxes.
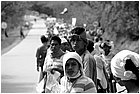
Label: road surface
xmin=1 ymin=18 xmax=47 ymax=93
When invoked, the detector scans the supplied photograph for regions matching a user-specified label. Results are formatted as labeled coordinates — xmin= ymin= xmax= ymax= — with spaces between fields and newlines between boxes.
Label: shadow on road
xmin=1 ymin=82 xmax=37 ymax=93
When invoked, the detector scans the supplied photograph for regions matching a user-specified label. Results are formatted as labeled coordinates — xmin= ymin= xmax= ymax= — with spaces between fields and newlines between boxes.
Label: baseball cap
xmin=69 ymin=27 xmax=87 ymax=44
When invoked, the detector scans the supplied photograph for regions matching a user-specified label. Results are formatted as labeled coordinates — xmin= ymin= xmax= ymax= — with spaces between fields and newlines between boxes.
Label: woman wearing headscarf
xmin=60 ymin=52 xmax=97 ymax=93
xmin=111 ymin=50 xmax=139 ymax=93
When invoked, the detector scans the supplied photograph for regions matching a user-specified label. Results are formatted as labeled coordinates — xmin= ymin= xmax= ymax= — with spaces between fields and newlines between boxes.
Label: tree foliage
xmin=80 ymin=1 xmax=139 ymax=53
xmin=1 ymin=1 xmax=31 ymax=29
xmin=82 ymin=1 xmax=139 ymax=41
xmin=30 ymin=3 xmax=54 ymax=16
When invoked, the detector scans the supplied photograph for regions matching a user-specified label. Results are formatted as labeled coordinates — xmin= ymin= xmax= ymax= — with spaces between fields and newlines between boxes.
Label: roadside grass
xmin=1 ymin=27 xmax=29 ymax=55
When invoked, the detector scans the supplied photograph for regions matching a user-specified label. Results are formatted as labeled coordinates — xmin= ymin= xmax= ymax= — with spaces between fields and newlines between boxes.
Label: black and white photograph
xmin=1 ymin=1 xmax=139 ymax=93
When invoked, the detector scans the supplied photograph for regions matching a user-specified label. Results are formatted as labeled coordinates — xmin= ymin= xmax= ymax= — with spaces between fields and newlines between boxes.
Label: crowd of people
xmin=35 ymin=19 xmax=139 ymax=93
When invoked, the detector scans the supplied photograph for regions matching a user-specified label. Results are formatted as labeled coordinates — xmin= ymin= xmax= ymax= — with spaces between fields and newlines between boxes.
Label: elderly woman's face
xmin=65 ymin=58 xmax=80 ymax=77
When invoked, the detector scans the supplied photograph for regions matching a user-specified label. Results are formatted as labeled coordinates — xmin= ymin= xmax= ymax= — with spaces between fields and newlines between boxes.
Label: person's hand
xmin=37 ymin=67 xmax=39 ymax=72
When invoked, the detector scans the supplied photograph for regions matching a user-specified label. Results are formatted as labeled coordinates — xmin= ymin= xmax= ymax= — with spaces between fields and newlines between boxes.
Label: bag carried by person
xmin=36 ymin=78 xmax=45 ymax=93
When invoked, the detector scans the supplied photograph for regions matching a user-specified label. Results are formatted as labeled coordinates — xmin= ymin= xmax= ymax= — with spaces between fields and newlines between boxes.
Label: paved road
xmin=1 ymin=18 xmax=47 ymax=93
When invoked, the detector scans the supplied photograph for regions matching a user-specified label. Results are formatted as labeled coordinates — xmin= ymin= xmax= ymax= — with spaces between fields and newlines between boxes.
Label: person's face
xmin=50 ymin=40 xmax=60 ymax=53
xmin=61 ymin=42 xmax=71 ymax=52
xmin=65 ymin=58 xmax=80 ymax=77
xmin=70 ymin=35 xmax=85 ymax=53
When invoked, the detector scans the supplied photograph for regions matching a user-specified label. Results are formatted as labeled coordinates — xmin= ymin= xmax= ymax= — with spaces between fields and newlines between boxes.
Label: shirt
xmin=43 ymin=53 xmax=64 ymax=92
xmin=36 ymin=45 xmax=48 ymax=67
xmin=60 ymin=75 xmax=97 ymax=93
xmin=94 ymin=55 xmax=108 ymax=89
xmin=81 ymin=50 xmax=97 ymax=88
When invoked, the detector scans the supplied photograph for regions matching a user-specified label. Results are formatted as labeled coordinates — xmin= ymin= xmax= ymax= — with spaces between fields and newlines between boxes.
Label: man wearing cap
xmin=69 ymin=27 xmax=97 ymax=88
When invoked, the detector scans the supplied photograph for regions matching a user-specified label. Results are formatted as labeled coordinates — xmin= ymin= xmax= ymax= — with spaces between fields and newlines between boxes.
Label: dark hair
xmin=99 ymin=37 xmax=103 ymax=41
xmin=125 ymin=58 xmax=139 ymax=86
xmin=40 ymin=35 xmax=49 ymax=43
xmin=100 ymin=28 xmax=105 ymax=34
xmin=94 ymin=37 xmax=99 ymax=42
xmin=71 ymin=27 xmax=85 ymax=35
xmin=87 ymin=39 xmax=94 ymax=53
xmin=100 ymin=42 xmax=111 ymax=56
xmin=98 ymin=22 xmax=101 ymax=27
xmin=50 ymin=35 xmax=61 ymax=45
xmin=125 ymin=59 xmax=139 ymax=78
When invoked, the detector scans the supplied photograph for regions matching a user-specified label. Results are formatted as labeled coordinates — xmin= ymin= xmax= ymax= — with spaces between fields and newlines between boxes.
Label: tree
xmin=30 ymin=3 xmax=54 ymax=16
xmin=1 ymin=1 xmax=31 ymax=31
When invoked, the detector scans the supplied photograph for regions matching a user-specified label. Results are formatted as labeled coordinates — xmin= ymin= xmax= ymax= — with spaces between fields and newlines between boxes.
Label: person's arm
xmin=83 ymin=55 xmax=97 ymax=79
xmin=83 ymin=57 xmax=91 ymax=78
xmin=36 ymin=48 xmax=40 ymax=71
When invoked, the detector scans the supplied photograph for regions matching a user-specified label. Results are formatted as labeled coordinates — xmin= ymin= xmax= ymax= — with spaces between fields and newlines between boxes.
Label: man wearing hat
xmin=69 ymin=27 xmax=97 ymax=88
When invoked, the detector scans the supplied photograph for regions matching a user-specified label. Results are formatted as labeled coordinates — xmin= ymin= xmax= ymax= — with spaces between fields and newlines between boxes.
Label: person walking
xmin=36 ymin=35 xmax=49 ymax=83
xmin=69 ymin=27 xmax=97 ymax=87
xmin=60 ymin=52 xmax=97 ymax=93
xmin=2 ymin=22 xmax=8 ymax=38
xmin=43 ymin=35 xmax=65 ymax=93
xmin=94 ymin=54 xmax=109 ymax=93
xmin=20 ymin=26 xmax=25 ymax=38
xmin=36 ymin=35 xmax=49 ymax=72
xmin=99 ymin=40 xmax=116 ymax=93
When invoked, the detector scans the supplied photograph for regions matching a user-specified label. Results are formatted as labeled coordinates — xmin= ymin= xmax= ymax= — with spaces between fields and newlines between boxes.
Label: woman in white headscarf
xmin=60 ymin=52 xmax=97 ymax=93
xmin=111 ymin=50 xmax=139 ymax=93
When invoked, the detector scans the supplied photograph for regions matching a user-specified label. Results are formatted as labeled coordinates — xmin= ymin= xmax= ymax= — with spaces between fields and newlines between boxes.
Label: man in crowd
xmin=43 ymin=35 xmax=65 ymax=92
xmin=68 ymin=27 xmax=97 ymax=87
xmin=60 ymin=37 xmax=71 ymax=52
xmin=36 ymin=35 xmax=49 ymax=82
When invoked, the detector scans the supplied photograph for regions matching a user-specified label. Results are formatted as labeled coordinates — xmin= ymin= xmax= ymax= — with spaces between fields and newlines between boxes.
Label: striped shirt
xmin=60 ymin=75 xmax=97 ymax=93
